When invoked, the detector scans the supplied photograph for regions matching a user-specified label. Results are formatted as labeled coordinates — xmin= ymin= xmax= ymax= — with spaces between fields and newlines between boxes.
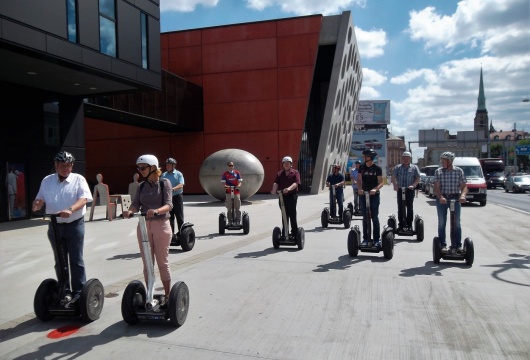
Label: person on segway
xmin=326 ymin=164 xmax=345 ymax=219
xmin=270 ymin=156 xmax=301 ymax=240
xmin=221 ymin=161 xmax=243 ymax=225
xmin=32 ymin=151 xmax=93 ymax=305
xmin=161 ymin=157 xmax=185 ymax=242
xmin=433 ymin=151 xmax=467 ymax=254
xmin=350 ymin=160 xmax=361 ymax=214
xmin=357 ymin=149 xmax=384 ymax=247
xmin=391 ymin=151 xmax=420 ymax=232
xmin=124 ymin=155 xmax=173 ymax=305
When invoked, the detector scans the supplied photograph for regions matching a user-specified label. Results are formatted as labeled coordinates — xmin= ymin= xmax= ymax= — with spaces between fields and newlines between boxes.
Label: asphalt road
xmin=486 ymin=187 xmax=530 ymax=213
xmin=1 ymin=185 xmax=529 ymax=359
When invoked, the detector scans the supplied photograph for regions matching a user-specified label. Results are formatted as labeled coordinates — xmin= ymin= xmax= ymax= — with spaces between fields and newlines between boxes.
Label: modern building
xmin=0 ymin=4 xmax=362 ymax=221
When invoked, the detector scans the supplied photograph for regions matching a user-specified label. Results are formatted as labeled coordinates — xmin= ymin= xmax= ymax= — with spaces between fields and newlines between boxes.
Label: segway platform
xmin=272 ymin=191 xmax=304 ymax=250
xmin=170 ymin=222 xmax=195 ymax=251
xmin=34 ymin=215 xmax=104 ymax=322
xmin=321 ymin=184 xmax=351 ymax=228
xmin=387 ymin=214 xmax=424 ymax=241
xmin=219 ymin=212 xmax=250 ymax=234
xmin=347 ymin=225 xmax=394 ymax=259
xmin=346 ymin=203 xmax=363 ymax=217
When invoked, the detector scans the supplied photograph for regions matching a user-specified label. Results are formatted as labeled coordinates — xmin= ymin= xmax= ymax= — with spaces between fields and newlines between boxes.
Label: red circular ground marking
xmin=47 ymin=325 xmax=80 ymax=339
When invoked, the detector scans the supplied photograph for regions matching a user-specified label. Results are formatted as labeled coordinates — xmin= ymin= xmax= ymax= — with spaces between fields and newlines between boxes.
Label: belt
xmin=442 ymin=194 xmax=460 ymax=198
xmin=56 ymin=217 xmax=83 ymax=225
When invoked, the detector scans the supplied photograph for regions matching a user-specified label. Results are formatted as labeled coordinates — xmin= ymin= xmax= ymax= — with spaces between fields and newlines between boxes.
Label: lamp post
xmin=513 ymin=123 xmax=517 ymax=173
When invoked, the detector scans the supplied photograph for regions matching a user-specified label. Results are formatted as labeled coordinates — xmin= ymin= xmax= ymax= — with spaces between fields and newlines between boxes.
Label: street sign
xmin=515 ymin=145 xmax=530 ymax=155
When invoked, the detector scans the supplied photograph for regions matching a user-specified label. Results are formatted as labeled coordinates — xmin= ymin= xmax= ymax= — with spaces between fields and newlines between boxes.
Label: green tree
xmin=516 ymin=139 xmax=530 ymax=172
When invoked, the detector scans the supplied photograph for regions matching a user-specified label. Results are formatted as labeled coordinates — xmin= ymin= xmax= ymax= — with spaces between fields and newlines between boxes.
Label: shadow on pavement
xmin=482 ymin=253 xmax=530 ymax=287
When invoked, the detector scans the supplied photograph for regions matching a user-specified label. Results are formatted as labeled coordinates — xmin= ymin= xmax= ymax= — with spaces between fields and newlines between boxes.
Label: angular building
xmin=0 ymin=5 xmax=362 ymax=221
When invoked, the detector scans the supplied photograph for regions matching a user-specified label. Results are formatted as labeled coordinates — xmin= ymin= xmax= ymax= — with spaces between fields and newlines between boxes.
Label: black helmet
xmin=166 ymin=157 xmax=177 ymax=165
xmin=362 ymin=149 xmax=377 ymax=159
xmin=54 ymin=151 xmax=75 ymax=163
xmin=355 ymin=160 xmax=361 ymax=164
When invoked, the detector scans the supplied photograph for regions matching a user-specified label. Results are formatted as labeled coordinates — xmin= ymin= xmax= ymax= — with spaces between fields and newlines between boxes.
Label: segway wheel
xmin=347 ymin=229 xmax=359 ymax=257
xmin=296 ymin=227 xmax=305 ymax=250
xmin=321 ymin=209 xmax=329 ymax=228
xmin=347 ymin=203 xmax=354 ymax=218
xmin=272 ymin=227 xmax=281 ymax=249
xmin=382 ymin=230 xmax=394 ymax=260
xmin=464 ymin=238 xmax=474 ymax=266
xmin=80 ymin=278 xmax=105 ymax=322
xmin=169 ymin=281 xmax=190 ymax=328
xmin=415 ymin=218 xmax=424 ymax=242
xmin=34 ymin=278 xmax=58 ymax=321
xmin=218 ymin=213 xmax=226 ymax=235
xmin=432 ymin=237 xmax=441 ymax=264
xmin=387 ymin=216 xmax=396 ymax=231
xmin=180 ymin=226 xmax=195 ymax=251
xmin=242 ymin=213 xmax=250 ymax=235
xmin=121 ymin=280 xmax=146 ymax=325
xmin=342 ymin=210 xmax=351 ymax=228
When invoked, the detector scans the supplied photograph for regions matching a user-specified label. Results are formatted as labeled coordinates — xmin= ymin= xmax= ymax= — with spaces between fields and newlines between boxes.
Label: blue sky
xmin=159 ymin=0 xmax=530 ymax=161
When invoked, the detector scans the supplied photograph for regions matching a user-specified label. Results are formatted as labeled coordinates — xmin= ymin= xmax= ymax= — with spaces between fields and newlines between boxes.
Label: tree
xmin=516 ymin=139 xmax=530 ymax=172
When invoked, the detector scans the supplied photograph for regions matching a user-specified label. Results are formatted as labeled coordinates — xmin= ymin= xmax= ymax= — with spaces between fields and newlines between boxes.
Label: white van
xmin=452 ymin=157 xmax=487 ymax=206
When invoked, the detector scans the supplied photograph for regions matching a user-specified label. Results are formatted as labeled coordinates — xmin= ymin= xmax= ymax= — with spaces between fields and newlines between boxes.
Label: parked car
xmin=363 ymin=139 xmax=382 ymax=149
xmin=352 ymin=141 xmax=365 ymax=151
xmin=504 ymin=175 xmax=530 ymax=193
xmin=419 ymin=172 xmax=427 ymax=192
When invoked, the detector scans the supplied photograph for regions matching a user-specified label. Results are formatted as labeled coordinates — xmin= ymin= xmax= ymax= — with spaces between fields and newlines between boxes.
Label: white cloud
xmin=391 ymin=69 xmax=436 ymax=85
xmin=359 ymin=68 xmax=386 ymax=99
xmin=354 ymin=26 xmax=387 ymax=59
xmin=408 ymin=0 xmax=529 ymax=56
xmin=245 ymin=0 xmax=366 ymax=16
xmin=160 ymin=0 xmax=219 ymax=13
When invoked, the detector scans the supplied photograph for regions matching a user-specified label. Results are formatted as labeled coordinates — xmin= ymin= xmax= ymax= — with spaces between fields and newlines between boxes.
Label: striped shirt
xmin=434 ymin=166 xmax=466 ymax=195
xmin=393 ymin=164 xmax=420 ymax=187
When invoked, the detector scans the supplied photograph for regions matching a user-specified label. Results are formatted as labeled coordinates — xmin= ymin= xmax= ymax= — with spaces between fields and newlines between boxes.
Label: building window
xmin=43 ymin=102 xmax=60 ymax=146
xmin=99 ymin=0 xmax=116 ymax=57
xmin=141 ymin=13 xmax=148 ymax=69
xmin=66 ymin=0 xmax=77 ymax=42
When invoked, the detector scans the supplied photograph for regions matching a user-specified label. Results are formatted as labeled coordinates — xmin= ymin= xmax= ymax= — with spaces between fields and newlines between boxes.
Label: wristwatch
xmin=67 ymin=207 xmax=74 ymax=212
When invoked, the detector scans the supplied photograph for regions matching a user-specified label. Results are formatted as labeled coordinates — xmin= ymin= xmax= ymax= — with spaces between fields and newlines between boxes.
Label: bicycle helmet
xmin=282 ymin=156 xmax=293 ymax=163
xmin=362 ymin=149 xmax=377 ymax=159
xmin=54 ymin=151 xmax=75 ymax=163
xmin=402 ymin=151 xmax=412 ymax=157
xmin=440 ymin=151 xmax=455 ymax=161
xmin=136 ymin=154 xmax=159 ymax=168
xmin=165 ymin=157 xmax=177 ymax=165
xmin=355 ymin=160 xmax=361 ymax=164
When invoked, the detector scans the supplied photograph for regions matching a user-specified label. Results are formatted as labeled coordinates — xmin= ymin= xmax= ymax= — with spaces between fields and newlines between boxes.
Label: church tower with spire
xmin=473 ymin=67 xmax=489 ymax=137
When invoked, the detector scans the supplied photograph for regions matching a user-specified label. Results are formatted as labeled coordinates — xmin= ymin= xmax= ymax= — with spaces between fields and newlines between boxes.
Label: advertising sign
xmin=355 ymin=100 xmax=391 ymax=126
xmin=348 ymin=130 xmax=387 ymax=176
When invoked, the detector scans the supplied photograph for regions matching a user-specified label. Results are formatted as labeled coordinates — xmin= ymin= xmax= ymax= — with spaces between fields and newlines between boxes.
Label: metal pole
xmin=513 ymin=123 xmax=517 ymax=173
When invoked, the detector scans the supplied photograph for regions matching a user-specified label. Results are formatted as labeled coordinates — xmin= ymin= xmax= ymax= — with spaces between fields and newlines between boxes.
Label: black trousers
xmin=280 ymin=194 xmax=298 ymax=236
xmin=169 ymin=193 xmax=184 ymax=234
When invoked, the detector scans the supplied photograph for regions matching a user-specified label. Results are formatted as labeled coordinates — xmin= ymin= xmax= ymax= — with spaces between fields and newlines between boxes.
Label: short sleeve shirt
xmin=434 ymin=166 xmax=466 ymax=195
xmin=359 ymin=163 xmax=382 ymax=192
xmin=221 ymin=170 xmax=242 ymax=194
xmin=393 ymin=164 xmax=420 ymax=187
xmin=161 ymin=170 xmax=184 ymax=195
xmin=274 ymin=168 xmax=301 ymax=196
xmin=326 ymin=172 xmax=345 ymax=194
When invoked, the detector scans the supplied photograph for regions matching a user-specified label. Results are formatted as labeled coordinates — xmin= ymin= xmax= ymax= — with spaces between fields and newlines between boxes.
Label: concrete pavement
xmin=1 ymin=185 xmax=529 ymax=359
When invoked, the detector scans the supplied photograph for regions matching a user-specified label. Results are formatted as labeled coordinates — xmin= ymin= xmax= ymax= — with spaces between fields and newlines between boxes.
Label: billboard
xmin=348 ymin=130 xmax=388 ymax=176
xmin=355 ymin=100 xmax=391 ymax=126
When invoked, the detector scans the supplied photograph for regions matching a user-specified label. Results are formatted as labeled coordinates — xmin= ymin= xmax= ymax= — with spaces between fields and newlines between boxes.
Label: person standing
xmin=433 ymin=152 xmax=467 ymax=253
xmin=325 ymin=164 xmax=345 ymax=219
xmin=124 ymin=155 xmax=173 ymax=304
xmin=270 ymin=156 xmax=301 ymax=239
xmin=32 ymin=151 xmax=93 ymax=304
xmin=221 ymin=161 xmax=243 ymax=225
xmin=350 ymin=160 xmax=361 ymax=214
xmin=161 ymin=157 xmax=185 ymax=241
xmin=7 ymin=166 xmax=17 ymax=219
xmin=391 ymin=151 xmax=420 ymax=231
xmin=357 ymin=149 xmax=384 ymax=247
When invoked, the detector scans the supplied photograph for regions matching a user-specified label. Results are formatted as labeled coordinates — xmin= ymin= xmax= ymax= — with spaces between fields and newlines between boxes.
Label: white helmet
xmin=282 ymin=156 xmax=293 ymax=163
xmin=136 ymin=154 xmax=159 ymax=168
xmin=402 ymin=151 xmax=412 ymax=157
xmin=440 ymin=151 xmax=455 ymax=161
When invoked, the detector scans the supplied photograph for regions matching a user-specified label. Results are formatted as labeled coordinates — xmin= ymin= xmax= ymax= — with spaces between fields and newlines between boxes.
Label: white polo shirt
xmin=36 ymin=173 xmax=93 ymax=223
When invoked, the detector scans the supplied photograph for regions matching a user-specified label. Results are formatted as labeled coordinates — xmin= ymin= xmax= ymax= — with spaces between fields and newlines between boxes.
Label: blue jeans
xmin=360 ymin=193 xmax=380 ymax=242
xmin=329 ymin=189 xmax=344 ymax=218
xmin=396 ymin=188 xmax=415 ymax=228
xmin=436 ymin=199 xmax=462 ymax=248
xmin=47 ymin=218 xmax=86 ymax=295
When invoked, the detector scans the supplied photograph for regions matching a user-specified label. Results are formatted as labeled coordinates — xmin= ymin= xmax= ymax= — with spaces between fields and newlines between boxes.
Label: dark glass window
xmin=99 ymin=0 xmax=116 ymax=57
xmin=43 ymin=102 xmax=60 ymax=146
xmin=141 ymin=13 xmax=148 ymax=69
xmin=66 ymin=0 xmax=77 ymax=42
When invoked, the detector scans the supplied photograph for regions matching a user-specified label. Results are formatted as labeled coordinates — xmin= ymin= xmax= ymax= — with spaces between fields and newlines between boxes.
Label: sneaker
xmin=361 ymin=240 xmax=369 ymax=246
xmin=373 ymin=240 xmax=381 ymax=248
xmin=159 ymin=296 xmax=168 ymax=307
xmin=66 ymin=293 xmax=80 ymax=308
xmin=457 ymin=247 xmax=464 ymax=254
xmin=441 ymin=245 xmax=447 ymax=253
xmin=288 ymin=234 xmax=296 ymax=240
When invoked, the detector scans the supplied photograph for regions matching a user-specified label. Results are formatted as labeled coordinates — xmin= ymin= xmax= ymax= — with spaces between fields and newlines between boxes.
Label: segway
xmin=347 ymin=201 xmax=363 ymax=217
xmin=432 ymin=199 xmax=474 ymax=266
xmin=34 ymin=214 xmax=104 ymax=322
xmin=347 ymin=191 xmax=394 ymax=259
xmin=170 ymin=221 xmax=195 ymax=251
xmin=272 ymin=191 xmax=304 ymax=250
xmin=219 ymin=186 xmax=250 ymax=234
xmin=321 ymin=184 xmax=351 ymax=228
xmin=122 ymin=213 xmax=189 ymax=327
xmin=387 ymin=187 xmax=424 ymax=241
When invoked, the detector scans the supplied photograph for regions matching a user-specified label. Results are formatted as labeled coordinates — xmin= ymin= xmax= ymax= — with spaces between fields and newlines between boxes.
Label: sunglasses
xmin=228 ymin=164 xmax=234 ymax=167
xmin=137 ymin=166 xmax=150 ymax=171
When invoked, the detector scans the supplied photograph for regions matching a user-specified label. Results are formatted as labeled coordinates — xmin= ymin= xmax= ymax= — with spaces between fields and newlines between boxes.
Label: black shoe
xmin=441 ymin=245 xmax=447 ymax=253
xmin=373 ymin=240 xmax=381 ymax=248
xmin=361 ymin=240 xmax=369 ymax=246
xmin=288 ymin=234 xmax=296 ymax=240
